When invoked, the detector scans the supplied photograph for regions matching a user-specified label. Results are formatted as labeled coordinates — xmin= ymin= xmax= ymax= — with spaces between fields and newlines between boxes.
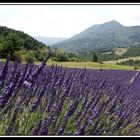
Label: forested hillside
xmin=51 ymin=20 xmax=140 ymax=53
xmin=0 ymin=26 xmax=48 ymax=61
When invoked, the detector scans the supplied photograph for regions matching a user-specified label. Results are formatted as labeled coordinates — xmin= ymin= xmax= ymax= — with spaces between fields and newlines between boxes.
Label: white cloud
xmin=0 ymin=4 xmax=140 ymax=38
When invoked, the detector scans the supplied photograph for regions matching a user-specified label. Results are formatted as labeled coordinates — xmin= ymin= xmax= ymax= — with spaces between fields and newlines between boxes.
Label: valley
xmin=2 ymin=4 xmax=140 ymax=136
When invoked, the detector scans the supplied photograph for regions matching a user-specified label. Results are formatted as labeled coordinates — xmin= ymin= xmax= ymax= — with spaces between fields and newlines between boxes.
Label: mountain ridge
xmin=51 ymin=20 xmax=140 ymax=53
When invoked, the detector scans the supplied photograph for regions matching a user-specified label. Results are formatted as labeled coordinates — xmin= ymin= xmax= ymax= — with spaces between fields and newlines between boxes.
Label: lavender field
xmin=0 ymin=52 xmax=140 ymax=136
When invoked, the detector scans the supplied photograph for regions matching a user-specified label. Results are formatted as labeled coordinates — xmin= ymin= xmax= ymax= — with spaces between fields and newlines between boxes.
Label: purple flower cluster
xmin=0 ymin=51 xmax=140 ymax=135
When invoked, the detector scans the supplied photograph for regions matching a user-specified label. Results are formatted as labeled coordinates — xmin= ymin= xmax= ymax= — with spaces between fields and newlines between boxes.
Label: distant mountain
xmin=34 ymin=36 xmax=67 ymax=46
xmin=51 ymin=20 xmax=140 ymax=53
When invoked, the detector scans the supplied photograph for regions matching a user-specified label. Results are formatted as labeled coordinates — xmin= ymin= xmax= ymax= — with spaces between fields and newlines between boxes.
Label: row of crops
xmin=0 ymin=52 xmax=140 ymax=135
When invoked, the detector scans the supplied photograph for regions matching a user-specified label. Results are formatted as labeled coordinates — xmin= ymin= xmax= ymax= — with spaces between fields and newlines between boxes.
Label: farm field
xmin=1 ymin=58 xmax=134 ymax=70
xmin=0 ymin=53 xmax=140 ymax=136
xmin=44 ymin=60 xmax=134 ymax=70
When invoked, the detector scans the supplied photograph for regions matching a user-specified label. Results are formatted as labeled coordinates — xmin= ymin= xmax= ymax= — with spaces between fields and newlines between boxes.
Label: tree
xmin=92 ymin=51 xmax=98 ymax=62
xmin=25 ymin=51 xmax=35 ymax=63
xmin=3 ymin=32 xmax=24 ymax=59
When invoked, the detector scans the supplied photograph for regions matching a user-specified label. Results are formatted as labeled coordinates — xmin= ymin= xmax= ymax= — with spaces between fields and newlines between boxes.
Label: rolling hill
xmin=0 ymin=25 xmax=49 ymax=60
xmin=0 ymin=26 xmax=48 ymax=52
xmin=51 ymin=20 xmax=140 ymax=53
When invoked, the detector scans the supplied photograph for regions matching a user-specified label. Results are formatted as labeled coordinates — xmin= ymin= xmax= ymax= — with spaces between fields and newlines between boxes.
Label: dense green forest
xmin=51 ymin=49 xmax=87 ymax=62
xmin=0 ymin=26 xmax=48 ymax=61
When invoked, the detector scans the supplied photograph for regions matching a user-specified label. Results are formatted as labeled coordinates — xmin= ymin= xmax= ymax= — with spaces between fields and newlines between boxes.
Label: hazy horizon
xmin=1 ymin=4 xmax=140 ymax=38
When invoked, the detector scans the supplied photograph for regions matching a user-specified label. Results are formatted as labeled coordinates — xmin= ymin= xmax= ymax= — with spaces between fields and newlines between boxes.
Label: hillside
xmin=51 ymin=20 xmax=140 ymax=53
xmin=0 ymin=26 xmax=48 ymax=60
xmin=34 ymin=36 xmax=67 ymax=45
xmin=97 ymin=44 xmax=140 ymax=61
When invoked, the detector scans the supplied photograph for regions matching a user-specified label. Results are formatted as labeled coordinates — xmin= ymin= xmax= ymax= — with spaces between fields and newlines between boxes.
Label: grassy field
xmin=0 ymin=58 xmax=136 ymax=70
xmin=46 ymin=60 xmax=134 ymax=70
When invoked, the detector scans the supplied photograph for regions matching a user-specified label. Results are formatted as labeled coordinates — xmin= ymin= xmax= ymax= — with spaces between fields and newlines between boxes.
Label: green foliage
xmin=3 ymin=32 xmax=24 ymax=60
xmin=13 ymin=51 xmax=24 ymax=63
xmin=63 ymin=42 xmax=140 ymax=62
xmin=25 ymin=52 xmax=35 ymax=63
xmin=100 ymin=53 xmax=119 ymax=61
xmin=120 ymin=44 xmax=140 ymax=58
xmin=0 ymin=40 xmax=4 ymax=53
xmin=84 ymin=43 xmax=140 ymax=62
xmin=33 ymin=50 xmax=47 ymax=61
xmin=117 ymin=59 xmax=140 ymax=67
xmin=51 ymin=49 xmax=87 ymax=62
xmin=92 ymin=51 xmax=98 ymax=62
xmin=134 ymin=66 xmax=139 ymax=70
xmin=0 ymin=25 xmax=48 ymax=60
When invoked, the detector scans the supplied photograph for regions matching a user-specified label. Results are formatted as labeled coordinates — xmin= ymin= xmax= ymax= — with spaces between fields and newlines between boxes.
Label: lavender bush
xmin=0 ymin=52 xmax=140 ymax=136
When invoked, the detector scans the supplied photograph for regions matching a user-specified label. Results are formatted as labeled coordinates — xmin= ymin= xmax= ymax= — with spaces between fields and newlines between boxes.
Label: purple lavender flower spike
xmin=0 ymin=53 xmax=10 ymax=89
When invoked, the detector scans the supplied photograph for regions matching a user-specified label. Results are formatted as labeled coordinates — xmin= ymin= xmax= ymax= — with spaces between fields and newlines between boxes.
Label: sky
xmin=0 ymin=4 xmax=140 ymax=38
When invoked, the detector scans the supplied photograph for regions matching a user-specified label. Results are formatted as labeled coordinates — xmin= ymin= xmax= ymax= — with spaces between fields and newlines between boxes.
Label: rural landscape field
xmin=1 ymin=4 xmax=140 ymax=136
